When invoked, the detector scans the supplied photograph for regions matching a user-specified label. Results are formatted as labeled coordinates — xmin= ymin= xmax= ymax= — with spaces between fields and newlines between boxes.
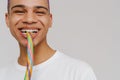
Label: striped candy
xmin=24 ymin=32 xmax=34 ymax=80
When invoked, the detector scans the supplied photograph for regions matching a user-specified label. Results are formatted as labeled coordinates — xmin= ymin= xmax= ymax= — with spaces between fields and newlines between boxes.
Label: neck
xmin=18 ymin=39 xmax=55 ymax=66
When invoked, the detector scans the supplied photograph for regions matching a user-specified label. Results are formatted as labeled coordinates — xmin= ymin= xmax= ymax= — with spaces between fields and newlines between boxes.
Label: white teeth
xmin=21 ymin=29 xmax=39 ymax=33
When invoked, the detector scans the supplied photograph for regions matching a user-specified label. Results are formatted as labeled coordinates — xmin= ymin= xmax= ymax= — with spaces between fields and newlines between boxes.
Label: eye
xmin=13 ymin=10 xmax=25 ymax=14
xmin=35 ymin=11 xmax=46 ymax=15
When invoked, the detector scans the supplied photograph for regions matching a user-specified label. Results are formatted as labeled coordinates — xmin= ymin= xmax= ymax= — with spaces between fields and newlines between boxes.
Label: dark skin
xmin=5 ymin=0 xmax=55 ymax=66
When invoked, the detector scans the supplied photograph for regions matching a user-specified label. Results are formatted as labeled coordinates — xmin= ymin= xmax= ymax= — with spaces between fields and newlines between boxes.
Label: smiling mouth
xmin=19 ymin=28 xmax=40 ymax=34
xmin=18 ymin=28 xmax=41 ymax=39
xmin=21 ymin=29 xmax=38 ymax=33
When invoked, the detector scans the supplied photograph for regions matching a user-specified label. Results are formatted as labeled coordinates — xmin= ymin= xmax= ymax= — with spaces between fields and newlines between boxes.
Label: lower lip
xmin=20 ymin=31 xmax=39 ymax=39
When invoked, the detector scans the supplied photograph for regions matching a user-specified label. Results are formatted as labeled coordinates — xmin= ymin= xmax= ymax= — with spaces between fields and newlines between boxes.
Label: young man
xmin=0 ymin=0 xmax=97 ymax=80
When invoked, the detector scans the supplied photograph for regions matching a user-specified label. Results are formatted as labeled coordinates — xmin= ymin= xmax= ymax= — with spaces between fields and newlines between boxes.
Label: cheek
xmin=38 ymin=16 xmax=51 ymax=28
xmin=9 ymin=15 xmax=22 ymax=26
xmin=8 ymin=16 xmax=22 ymax=35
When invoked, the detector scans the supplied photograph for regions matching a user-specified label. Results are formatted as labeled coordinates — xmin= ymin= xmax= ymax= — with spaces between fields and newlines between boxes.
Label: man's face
xmin=6 ymin=0 xmax=52 ymax=47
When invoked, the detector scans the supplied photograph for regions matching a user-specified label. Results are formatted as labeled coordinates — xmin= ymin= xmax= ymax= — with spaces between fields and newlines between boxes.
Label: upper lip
xmin=18 ymin=27 xmax=41 ymax=30
xmin=18 ymin=27 xmax=41 ymax=34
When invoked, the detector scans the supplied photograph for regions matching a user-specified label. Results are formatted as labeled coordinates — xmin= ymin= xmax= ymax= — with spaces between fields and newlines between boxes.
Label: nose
xmin=22 ymin=12 xmax=37 ymax=24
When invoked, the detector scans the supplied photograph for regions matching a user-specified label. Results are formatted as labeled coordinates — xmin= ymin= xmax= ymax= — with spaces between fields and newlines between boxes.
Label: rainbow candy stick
xmin=24 ymin=32 xmax=34 ymax=80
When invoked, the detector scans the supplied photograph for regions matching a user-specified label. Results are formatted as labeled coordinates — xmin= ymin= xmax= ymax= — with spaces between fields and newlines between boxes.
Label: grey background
xmin=0 ymin=0 xmax=120 ymax=80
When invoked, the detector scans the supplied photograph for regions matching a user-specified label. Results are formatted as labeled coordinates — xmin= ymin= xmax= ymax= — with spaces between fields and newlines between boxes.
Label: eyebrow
xmin=35 ymin=6 xmax=48 ymax=11
xmin=11 ymin=4 xmax=49 ymax=11
xmin=11 ymin=5 xmax=25 ymax=10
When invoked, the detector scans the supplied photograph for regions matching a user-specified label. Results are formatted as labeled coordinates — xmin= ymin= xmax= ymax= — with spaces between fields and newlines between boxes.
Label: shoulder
xmin=57 ymin=51 xmax=97 ymax=80
xmin=57 ymin=51 xmax=90 ymax=68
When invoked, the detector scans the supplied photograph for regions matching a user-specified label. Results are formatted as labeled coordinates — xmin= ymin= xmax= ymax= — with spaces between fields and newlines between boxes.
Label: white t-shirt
xmin=0 ymin=51 xmax=97 ymax=80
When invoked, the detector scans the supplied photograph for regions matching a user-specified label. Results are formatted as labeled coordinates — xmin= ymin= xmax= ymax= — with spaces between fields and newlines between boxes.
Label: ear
xmin=48 ymin=13 xmax=53 ymax=28
xmin=5 ymin=13 xmax=10 ymax=28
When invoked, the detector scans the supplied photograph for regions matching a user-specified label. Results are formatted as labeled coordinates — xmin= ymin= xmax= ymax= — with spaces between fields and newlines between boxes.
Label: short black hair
xmin=7 ymin=0 xmax=50 ymax=12
xmin=7 ymin=0 xmax=10 ymax=12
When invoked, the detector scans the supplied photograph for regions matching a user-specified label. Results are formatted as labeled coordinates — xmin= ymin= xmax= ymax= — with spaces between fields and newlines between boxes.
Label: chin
xmin=18 ymin=40 xmax=28 ymax=48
